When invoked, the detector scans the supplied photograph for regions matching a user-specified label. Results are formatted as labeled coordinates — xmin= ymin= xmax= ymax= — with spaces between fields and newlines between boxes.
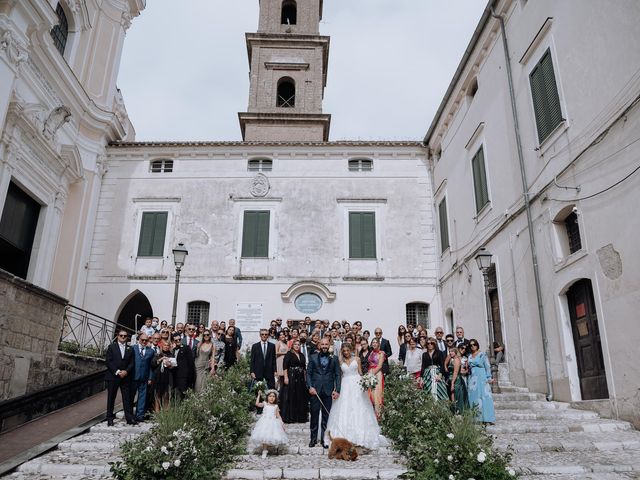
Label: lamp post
xmin=474 ymin=247 xmax=501 ymax=394
xmin=171 ymin=243 xmax=188 ymax=325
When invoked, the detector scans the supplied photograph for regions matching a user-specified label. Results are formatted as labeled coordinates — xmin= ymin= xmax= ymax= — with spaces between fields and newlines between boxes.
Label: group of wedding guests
xmin=250 ymin=318 xmax=392 ymax=425
xmin=104 ymin=316 xmax=243 ymax=426
xmin=398 ymin=324 xmax=496 ymax=424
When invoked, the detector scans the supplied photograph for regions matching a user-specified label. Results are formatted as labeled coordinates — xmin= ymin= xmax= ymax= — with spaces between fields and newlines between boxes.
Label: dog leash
xmin=313 ymin=392 xmax=331 ymax=415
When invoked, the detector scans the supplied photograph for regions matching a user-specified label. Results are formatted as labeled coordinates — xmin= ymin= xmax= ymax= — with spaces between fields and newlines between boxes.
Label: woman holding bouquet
xmin=367 ymin=338 xmax=386 ymax=418
xmin=324 ymin=344 xmax=385 ymax=449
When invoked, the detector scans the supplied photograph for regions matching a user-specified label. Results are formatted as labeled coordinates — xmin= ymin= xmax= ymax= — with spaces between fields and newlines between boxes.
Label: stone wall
xmin=0 ymin=269 xmax=103 ymax=400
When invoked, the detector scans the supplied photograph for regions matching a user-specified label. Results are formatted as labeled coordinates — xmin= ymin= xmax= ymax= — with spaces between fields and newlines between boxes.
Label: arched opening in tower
xmin=281 ymin=0 xmax=297 ymax=25
xmin=277 ymin=77 xmax=296 ymax=107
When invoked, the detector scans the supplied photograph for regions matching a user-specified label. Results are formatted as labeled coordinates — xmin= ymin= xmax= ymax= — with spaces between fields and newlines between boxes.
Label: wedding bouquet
xmin=359 ymin=372 xmax=378 ymax=391
xmin=252 ymin=379 xmax=267 ymax=396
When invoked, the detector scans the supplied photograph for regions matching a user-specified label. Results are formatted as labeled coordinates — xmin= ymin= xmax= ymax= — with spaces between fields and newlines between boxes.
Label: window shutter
xmin=349 ymin=212 xmax=362 ymax=258
xmin=438 ymin=199 xmax=449 ymax=251
xmin=349 ymin=212 xmax=376 ymax=259
xmin=530 ymin=49 xmax=563 ymax=143
xmin=242 ymin=211 xmax=270 ymax=258
xmin=472 ymin=147 xmax=489 ymax=212
xmin=138 ymin=212 xmax=168 ymax=257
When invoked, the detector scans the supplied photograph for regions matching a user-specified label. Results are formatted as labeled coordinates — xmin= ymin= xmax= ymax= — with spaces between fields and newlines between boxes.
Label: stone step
xmin=16 ymin=461 xmax=111 ymax=476
xmin=495 ymin=400 xmax=570 ymax=410
xmin=246 ymin=445 xmax=396 ymax=456
xmin=519 ymin=474 xmax=640 ymax=480
xmin=89 ymin=422 xmax=153 ymax=435
xmin=493 ymin=430 xmax=640 ymax=453
xmin=512 ymin=449 xmax=640 ymax=475
xmin=487 ymin=418 xmax=634 ymax=434
xmin=225 ymin=466 xmax=406 ymax=480
xmin=493 ymin=392 xmax=546 ymax=401
xmin=499 ymin=386 xmax=531 ymax=393
xmin=6 ymin=474 xmax=112 ymax=480
xmin=496 ymin=408 xmax=599 ymax=420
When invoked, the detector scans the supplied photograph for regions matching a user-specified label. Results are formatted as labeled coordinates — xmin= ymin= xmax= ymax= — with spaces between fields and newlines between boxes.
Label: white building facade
xmin=82 ymin=0 xmax=439 ymax=343
xmin=425 ymin=0 xmax=640 ymax=425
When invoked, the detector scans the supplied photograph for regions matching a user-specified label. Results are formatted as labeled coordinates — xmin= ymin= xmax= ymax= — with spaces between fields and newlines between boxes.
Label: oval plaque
xmin=294 ymin=293 xmax=323 ymax=314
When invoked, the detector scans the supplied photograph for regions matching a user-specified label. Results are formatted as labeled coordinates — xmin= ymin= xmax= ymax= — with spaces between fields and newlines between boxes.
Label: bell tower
xmin=238 ymin=0 xmax=331 ymax=142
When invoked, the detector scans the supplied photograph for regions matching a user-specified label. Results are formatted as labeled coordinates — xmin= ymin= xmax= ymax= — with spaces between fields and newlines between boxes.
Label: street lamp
xmin=171 ymin=243 xmax=188 ymax=324
xmin=474 ymin=247 xmax=501 ymax=394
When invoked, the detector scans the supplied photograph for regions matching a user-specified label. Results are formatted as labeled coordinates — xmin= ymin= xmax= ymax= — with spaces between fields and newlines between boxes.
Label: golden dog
xmin=326 ymin=431 xmax=358 ymax=461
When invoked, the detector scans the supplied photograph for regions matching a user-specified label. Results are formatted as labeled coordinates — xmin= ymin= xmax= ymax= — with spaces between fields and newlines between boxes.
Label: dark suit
xmin=173 ymin=344 xmax=195 ymax=398
xmin=132 ymin=344 xmax=155 ymax=420
xmin=105 ymin=341 xmax=135 ymax=423
xmin=379 ymin=337 xmax=392 ymax=374
xmin=182 ymin=335 xmax=199 ymax=357
xmin=250 ymin=341 xmax=277 ymax=389
xmin=455 ymin=337 xmax=470 ymax=355
xmin=306 ymin=352 xmax=341 ymax=443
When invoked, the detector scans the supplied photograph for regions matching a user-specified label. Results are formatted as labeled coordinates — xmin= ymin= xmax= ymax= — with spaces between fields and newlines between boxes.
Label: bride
xmin=324 ymin=344 xmax=385 ymax=449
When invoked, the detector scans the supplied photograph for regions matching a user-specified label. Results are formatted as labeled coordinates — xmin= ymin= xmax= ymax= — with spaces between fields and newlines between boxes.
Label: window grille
xmin=50 ymin=3 xmax=68 ymax=56
xmin=187 ymin=301 xmax=210 ymax=326
xmin=348 ymin=159 xmax=373 ymax=172
xmin=564 ymin=212 xmax=582 ymax=254
xmin=248 ymin=159 xmax=273 ymax=172
xmin=406 ymin=303 xmax=429 ymax=329
xmin=150 ymin=159 xmax=173 ymax=173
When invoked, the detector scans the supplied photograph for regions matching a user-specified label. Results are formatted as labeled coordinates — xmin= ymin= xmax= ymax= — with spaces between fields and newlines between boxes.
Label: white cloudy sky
xmin=117 ymin=1 xmax=488 ymax=142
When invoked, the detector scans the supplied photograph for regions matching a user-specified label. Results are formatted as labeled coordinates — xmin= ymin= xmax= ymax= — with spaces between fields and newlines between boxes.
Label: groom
xmin=306 ymin=337 xmax=341 ymax=448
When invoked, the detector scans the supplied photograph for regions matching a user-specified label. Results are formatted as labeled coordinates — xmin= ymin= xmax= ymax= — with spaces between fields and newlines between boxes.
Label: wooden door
xmin=567 ymin=279 xmax=609 ymax=400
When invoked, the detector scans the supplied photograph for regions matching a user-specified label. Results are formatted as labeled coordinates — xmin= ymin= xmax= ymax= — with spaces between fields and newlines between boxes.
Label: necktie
xmin=140 ymin=348 xmax=145 ymax=358
xmin=262 ymin=342 xmax=266 ymax=358
xmin=189 ymin=337 xmax=193 ymax=349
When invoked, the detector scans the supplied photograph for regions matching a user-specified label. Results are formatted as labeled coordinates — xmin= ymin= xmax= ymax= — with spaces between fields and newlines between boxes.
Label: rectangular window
xmin=349 ymin=212 xmax=376 ymax=259
xmin=530 ymin=49 xmax=563 ymax=143
xmin=137 ymin=212 xmax=168 ymax=257
xmin=565 ymin=212 xmax=582 ymax=254
xmin=241 ymin=211 xmax=270 ymax=258
xmin=0 ymin=182 xmax=41 ymax=279
xmin=438 ymin=198 xmax=450 ymax=252
xmin=471 ymin=147 xmax=490 ymax=213
xmin=187 ymin=301 xmax=210 ymax=326
xmin=406 ymin=303 xmax=429 ymax=329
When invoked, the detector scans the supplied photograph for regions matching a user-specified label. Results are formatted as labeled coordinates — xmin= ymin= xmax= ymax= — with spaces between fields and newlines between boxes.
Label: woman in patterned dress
xmin=420 ymin=337 xmax=448 ymax=401
xmin=367 ymin=338 xmax=386 ymax=418
xmin=467 ymin=339 xmax=496 ymax=424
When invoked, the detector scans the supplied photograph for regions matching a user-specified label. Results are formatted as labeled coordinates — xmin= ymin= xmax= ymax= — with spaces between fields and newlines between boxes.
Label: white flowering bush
xmin=380 ymin=365 xmax=517 ymax=479
xmin=111 ymin=359 xmax=253 ymax=480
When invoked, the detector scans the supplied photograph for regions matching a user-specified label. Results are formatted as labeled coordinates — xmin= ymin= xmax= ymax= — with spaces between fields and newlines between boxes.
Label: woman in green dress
xmin=420 ymin=337 xmax=448 ymax=401
xmin=447 ymin=347 xmax=469 ymax=413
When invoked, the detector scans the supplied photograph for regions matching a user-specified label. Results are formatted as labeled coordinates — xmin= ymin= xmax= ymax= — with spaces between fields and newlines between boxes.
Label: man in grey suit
xmin=374 ymin=328 xmax=393 ymax=375
xmin=306 ymin=337 xmax=341 ymax=448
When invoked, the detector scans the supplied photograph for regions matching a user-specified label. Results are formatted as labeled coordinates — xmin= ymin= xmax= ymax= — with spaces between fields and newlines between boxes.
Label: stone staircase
xmin=490 ymin=382 xmax=640 ymax=479
xmin=225 ymin=423 xmax=406 ymax=480
xmin=2 ymin=413 xmax=149 ymax=480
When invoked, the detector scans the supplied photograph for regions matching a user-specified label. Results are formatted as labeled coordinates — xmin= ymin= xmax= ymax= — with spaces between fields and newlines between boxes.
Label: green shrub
xmin=380 ymin=368 xmax=517 ymax=480
xmin=58 ymin=340 xmax=81 ymax=354
xmin=111 ymin=359 xmax=253 ymax=480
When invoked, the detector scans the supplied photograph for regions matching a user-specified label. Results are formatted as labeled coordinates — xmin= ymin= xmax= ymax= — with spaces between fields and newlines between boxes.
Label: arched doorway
xmin=115 ymin=290 xmax=153 ymax=333
xmin=566 ymin=279 xmax=609 ymax=400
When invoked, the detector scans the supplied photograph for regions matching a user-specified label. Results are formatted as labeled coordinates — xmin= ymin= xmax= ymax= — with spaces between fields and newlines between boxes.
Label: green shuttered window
xmin=438 ymin=198 xmax=449 ymax=252
xmin=242 ymin=211 xmax=270 ymax=258
xmin=349 ymin=212 xmax=376 ymax=259
xmin=472 ymin=147 xmax=490 ymax=213
xmin=137 ymin=212 xmax=168 ymax=257
xmin=530 ymin=49 xmax=563 ymax=143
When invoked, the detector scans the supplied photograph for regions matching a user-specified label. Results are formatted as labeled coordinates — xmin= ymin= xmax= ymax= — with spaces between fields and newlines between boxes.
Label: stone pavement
xmin=2 ymin=413 xmax=149 ymax=480
xmin=224 ymin=423 xmax=406 ymax=480
xmin=490 ymin=381 xmax=640 ymax=479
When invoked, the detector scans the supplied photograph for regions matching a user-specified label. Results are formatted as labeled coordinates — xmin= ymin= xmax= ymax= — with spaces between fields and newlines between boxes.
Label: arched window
xmin=50 ymin=3 xmax=69 ymax=56
xmin=281 ymin=0 xmax=297 ymax=25
xmin=277 ymin=77 xmax=295 ymax=108
xmin=348 ymin=158 xmax=373 ymax=172
xmin=406 ymin=302 xmax=429 ymax=329
xmin=149 ymin=159 xmax=174 ymax=173
xmin=187 ymin=301 xmax=210 ymax=326
xmin=552 ymin=205 xmax=583 ymax=258
xmin=248 ymin=158 xmax=273 ymax=172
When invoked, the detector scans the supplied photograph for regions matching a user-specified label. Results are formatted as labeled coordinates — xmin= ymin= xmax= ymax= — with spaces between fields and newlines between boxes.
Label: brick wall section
xmin=0 ymin=270 xmax=105 ymax=400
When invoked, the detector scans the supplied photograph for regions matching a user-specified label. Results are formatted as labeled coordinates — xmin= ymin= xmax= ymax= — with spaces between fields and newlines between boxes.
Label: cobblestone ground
xmin=3 ymin=382 xmax=640 ymax=479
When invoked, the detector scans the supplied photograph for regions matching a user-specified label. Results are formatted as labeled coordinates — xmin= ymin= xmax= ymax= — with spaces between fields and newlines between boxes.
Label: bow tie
xmin=320 ymin=352 xmax=329 ymax=357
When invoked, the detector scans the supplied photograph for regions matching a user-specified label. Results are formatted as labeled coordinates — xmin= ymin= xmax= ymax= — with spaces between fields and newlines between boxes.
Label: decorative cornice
xmin=281 ymin=281 xmax=336 ymax=303
xmin=108 ymin=140 xmax=425 ymax=148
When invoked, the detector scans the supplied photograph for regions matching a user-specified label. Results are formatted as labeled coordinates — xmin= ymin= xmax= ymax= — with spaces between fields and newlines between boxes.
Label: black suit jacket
xmin=306 ymin=353 xmax=341 ymax=396
xmin=380 ymin=337 xmax=392 ymax=374
xmin=173 ymin=344 xmax=195 ymax=382
xmin=250 ymin=341 xmax=277 ymax=381
xmin=105 ymin=341 xmax=134 ymax=381
xmin=420 ymin=350 xmax=445 ymax=377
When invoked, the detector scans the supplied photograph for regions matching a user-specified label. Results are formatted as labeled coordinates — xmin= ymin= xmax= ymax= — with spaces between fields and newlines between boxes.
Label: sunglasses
xmin=204 ymin=333 xmax=211 ymax=337
xmin=118 ymin=334 xmax=127 ymax=338
xmin=446 ymin=339 xmax=454 ymax=343
xmin=140 ymin=339 xmax=148 ymax=343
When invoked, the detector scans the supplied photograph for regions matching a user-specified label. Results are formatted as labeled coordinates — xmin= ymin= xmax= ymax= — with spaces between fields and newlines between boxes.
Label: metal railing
xmin=59 ymin=304 xmax=135 ymax=356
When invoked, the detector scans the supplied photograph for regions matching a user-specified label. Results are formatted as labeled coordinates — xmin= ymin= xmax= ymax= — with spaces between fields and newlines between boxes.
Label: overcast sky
xmin=117 ymin=1 xmax=488 ymax=142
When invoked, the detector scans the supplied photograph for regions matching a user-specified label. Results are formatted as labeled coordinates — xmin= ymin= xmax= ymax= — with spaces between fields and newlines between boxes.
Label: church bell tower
xmin=238 ymin=0 xmax=331 ymax=142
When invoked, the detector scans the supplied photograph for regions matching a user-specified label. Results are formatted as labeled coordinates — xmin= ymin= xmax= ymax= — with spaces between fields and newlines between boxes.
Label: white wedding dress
xmin=324 ymin=360 xmax=386 ymax=449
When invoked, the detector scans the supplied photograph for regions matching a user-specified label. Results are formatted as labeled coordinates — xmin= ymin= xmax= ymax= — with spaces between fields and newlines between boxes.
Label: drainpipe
xmin=491 ymin=8 xmax=554 ymax=401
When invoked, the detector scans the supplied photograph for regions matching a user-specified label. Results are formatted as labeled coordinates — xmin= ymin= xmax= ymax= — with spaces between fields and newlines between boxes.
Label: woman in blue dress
xmin=467 ymin=339 xmax=495 ymax=424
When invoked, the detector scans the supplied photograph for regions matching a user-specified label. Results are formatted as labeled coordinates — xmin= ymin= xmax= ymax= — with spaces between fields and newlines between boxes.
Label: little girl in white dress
xmin=249 ymin=390 xmax=288 ymax=458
